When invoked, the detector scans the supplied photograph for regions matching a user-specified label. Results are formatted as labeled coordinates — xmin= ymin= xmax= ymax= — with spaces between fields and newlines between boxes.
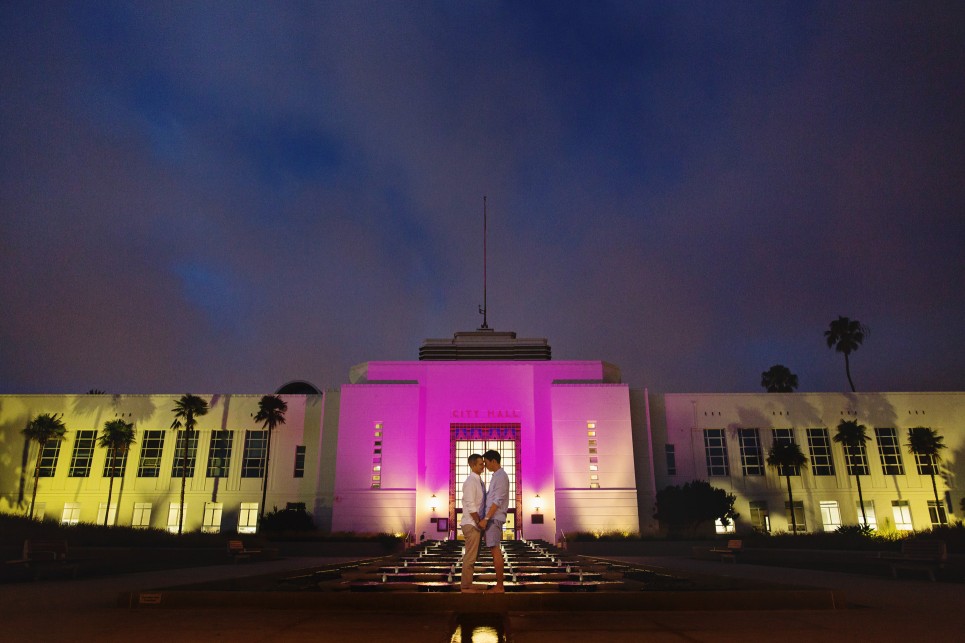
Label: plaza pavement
xmin=1 ymin=553 xmax=963 ymax=642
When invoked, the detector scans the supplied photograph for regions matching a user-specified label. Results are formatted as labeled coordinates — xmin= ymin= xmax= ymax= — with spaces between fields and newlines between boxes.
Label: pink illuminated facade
xmin=333 ymin=356 xmax=641 ymax=542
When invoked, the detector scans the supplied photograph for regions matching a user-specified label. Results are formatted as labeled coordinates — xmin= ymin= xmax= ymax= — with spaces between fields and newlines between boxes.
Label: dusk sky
xmin=2 ymin=2 xmax=963 ymax=395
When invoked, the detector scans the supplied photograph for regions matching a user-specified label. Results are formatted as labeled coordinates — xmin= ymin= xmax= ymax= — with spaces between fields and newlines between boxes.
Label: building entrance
xmin=450 ymin=424 xmax=521 ymax=540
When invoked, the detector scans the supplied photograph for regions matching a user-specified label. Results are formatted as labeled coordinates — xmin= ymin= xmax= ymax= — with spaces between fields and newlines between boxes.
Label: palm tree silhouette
xmin=907 ymin=427 xmax=947 ymax=526
xmin=761 ymin=364 xmax=799 ymax=392
xmin=22 ymin=413 xmax=68 ymax=519
xmin=834 ymin=419 xmax=871 ymax=526
xmin=824 ymin=316 xmax=868 ymax=392
xmin=170 ymin=394 xmax=209 ymax=534
xmin=98 ymin=419 xmax=136 ymax=526
xmin=255 ymin=394 xmax=288 ymax=520
xmin=767 ymin=441 xmax=808 ymax=533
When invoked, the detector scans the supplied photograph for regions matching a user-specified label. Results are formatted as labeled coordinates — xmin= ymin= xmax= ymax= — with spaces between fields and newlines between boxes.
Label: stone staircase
xmin=333 ymin=539 xmax=626 ymax=592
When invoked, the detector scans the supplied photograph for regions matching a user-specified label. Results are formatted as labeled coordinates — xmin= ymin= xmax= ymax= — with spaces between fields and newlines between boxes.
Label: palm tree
xmin=171 ymin=394 xmax=209 ymax=534
xmin=98 ymin=419 xmax=136 ymax=526
xmin=761 ymin=364 xmax=799 ymax=392
xmin=22 ymin=413 xmax=68 ymax=519
xmin=906 ymin=427 xmax=947 ymax=526
xmin=766 ymin=441 xmax=808 ymax=533
xmin=254 ymin=394 xmax=288 ymax=520
xmin=834 ymin=419 xmax=871 ymax=526
xmin=824 ymin=316 xmax=869 ymax=392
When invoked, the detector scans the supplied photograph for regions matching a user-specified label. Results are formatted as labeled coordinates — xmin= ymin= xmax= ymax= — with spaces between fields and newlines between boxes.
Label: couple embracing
xmin=460 ymin=450 xmax=508 ymax=593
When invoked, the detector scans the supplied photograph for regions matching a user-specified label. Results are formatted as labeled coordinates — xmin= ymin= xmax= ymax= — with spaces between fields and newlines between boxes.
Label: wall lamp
xmin=429 ymin=494 xmax=439 ymax=512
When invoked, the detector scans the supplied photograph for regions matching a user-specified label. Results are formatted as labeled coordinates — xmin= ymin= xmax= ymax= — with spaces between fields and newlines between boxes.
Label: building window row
xmin=57 ymin=500 xmax=260 ymax=533
xmin=587 ymin=422 xmax=600 ymax=488
xmin=739 ymin=498 xmax=941 ymax=534
xmin=703 ymin=427 xmax=921 ymax=479
xmin=371 ymin=423 xmax=383 ymax=488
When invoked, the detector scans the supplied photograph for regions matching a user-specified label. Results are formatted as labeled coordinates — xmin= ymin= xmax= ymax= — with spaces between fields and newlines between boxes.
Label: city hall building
xmin=2 ymin=329 xmax=962 ymax=539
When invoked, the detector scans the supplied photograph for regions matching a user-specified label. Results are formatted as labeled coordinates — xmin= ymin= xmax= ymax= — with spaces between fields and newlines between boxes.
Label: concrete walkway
xmin=2 ymin=554 xmax=964 ymax=642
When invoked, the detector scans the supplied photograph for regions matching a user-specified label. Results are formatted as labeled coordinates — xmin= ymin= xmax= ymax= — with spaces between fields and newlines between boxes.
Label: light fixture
xmin=429 ymin=494 xmax=438 ymax=512
xmin=533 ymin=494 xmax=542 ymax=513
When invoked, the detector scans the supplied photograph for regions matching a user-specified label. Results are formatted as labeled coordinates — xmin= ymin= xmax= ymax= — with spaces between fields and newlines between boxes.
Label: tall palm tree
xmin=761 ymin=364 xmax=799 ymax=392
xmin=906 ymin=427 xmax=947 ymax=526
xmin=834 ymin=419 xmax=871 ymax=526
xmin=98 ymin=419 xmax=136 ymax=526
xmin=766 ymin=441 xmax=808 ymax=533
xmin=171 ymin=394 xmax=209 ymax=534
xmin=824 ymin=316 xmax=869 ymax=392
xmin=22 ymin=413 xmax=68 ymax=519
xmin=254 ymin=394 xmax=288 ymax=520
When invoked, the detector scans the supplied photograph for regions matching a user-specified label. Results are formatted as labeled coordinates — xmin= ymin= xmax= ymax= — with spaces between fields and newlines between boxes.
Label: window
xmin=785 ymin=501 xmax=806 ymax=533
xmin=37 ymin=441 xmax=62 ymax=477
xmin=132 ymin=503 xmax=152 ymax=528
xmin=665 ymin=444 xmax=677 ymax=476
xmin=293 ymin=445 xmax=306 ymax=478
xmin=167 ymin=503 xmax=186 ymax=533
xmin=891 ymin=500 xmax=912 ymax=531
xmin=772 ymin=429 xmax=800 ymax=476
xmin=30 ymin=502 xmax=46 ymax=520
xmin=372 ymin=423 xmax=383 ymax=488
xmin=738 ymin=428 xmax=764 ymax=476
xmin=749 ymin=501 xmax=770 ymax=532
xmin=915 ymin=451 xmax=939 ymax=476
xmin=61 ymin=502 xmax=81 ymax=526
xmin=819 ymin=501 xmax=842 ymax=532
xmin=206 ymin=430 xmax=233 ymax=477
xmin=875 ymin=428 xmax=904 ymax=475
xmin=97 ymin=503 xmax=118 ymax=526
xmin=806 ymin=428 xmax=835 ymax=476
xmin=241 ymin=430 xmax=268 ymax=478
xmin=137 ymin=430 xmax=165 ymax=477
xmin=102 ymin=444 xmax=131 ymax=478
xmin=68 ymin=430 xmax=97 ymax=477
xmin=202 ymin=502 xmax=223 ymax=533
xmin=856 ymin=501 xmax=877 ymax=529
xmin=171 ymin=431 xmax=199 ymax=478
xmin=843 ymin=441 xmax=869 ymax=476
xmin=238 ymin=502 xmax=259 ymax=534
xmin=715 ymin=518 xmax=736 ymax=534
xmin=703 ymin=429 xmax=729 ymax=476
xmin=928 ymin=501 xmax=948 ymax=527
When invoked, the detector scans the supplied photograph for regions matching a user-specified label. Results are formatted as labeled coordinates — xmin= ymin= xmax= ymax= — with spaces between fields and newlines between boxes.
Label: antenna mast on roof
xmin=478 ymin=196 xmax=490 ymax=330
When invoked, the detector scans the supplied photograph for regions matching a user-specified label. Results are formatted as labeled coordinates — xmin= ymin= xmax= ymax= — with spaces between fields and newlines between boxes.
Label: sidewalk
xmin=2 ymin=554 xmax=964 ymax=642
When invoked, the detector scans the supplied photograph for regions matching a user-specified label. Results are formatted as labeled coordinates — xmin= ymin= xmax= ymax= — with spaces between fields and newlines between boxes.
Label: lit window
xmin=97 ymin=503 xmax=118 ymax=526
xmin=238 ymin=502 xmax=259 ymax=534
xmin=891 ymin=500 xmax=912 ymax=531
xmin=587 ymin=430 xmax=596 ymax=437
xmin=166 ymin=503 xmax=185 ymax=533
xmin=590 ymin=474 xmax=599 ymax=480
xmin=715 ymin=518 xmax=736 ymax=534
xmin=589 ymin=465 xmax=598 ymax=471
xmin=371 ymin=475 xmax=381 ymax=481
xmin=132 ymin=503 xmax=152 ymax=528
xmin=587 ymin=422 xmax=596 ymax=429
xmin=202 ymin=502 xmax=223 ymax=533
xmin=61 ymin=502 xmax=81 ymax=526
xmin=590 ymin=482 xmax=600 ymax=489
xmin=372 ymin=465 xmax=381 ymax=472
xmin=819 ymin=501 xmax=842 ymax=532
xmin=856 ymin=501 xmax=877 ymax=529
xmin=374 ymin=431 xmax=382 ymax=437
xmin=375 ymin=423 xmax=383 ymax=430
xmin=588 ymin=440 xmax=597 ymax=447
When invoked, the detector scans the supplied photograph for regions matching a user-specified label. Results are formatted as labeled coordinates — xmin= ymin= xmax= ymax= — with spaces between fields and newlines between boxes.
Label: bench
xmin=709 ymin=539 xmax=743 ymax=563
xmin=5 ymin=540 xmax=78 ymax=579
xmin=227 ymin=539 xmax=262 ymax=562
xmin=880 ymin=540 xmax=947 ymax=581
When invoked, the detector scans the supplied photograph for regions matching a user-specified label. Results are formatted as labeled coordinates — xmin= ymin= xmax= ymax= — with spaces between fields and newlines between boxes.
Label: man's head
xmin=483 ymin=449 xmax=501 ymax=471
xmin=468 ymin=453 xmax=485 ymax=475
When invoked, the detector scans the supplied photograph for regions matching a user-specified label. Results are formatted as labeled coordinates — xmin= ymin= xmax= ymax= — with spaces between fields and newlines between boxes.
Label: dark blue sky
xmin=2 ymin=1 xmax=963 ymax=394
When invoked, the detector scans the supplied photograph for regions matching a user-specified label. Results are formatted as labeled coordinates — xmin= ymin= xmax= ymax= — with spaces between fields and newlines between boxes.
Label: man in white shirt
xmin=480 ymin=449 xmax=509 ymax=593
xmin=460 ymin=453 xmax=487 ymax=592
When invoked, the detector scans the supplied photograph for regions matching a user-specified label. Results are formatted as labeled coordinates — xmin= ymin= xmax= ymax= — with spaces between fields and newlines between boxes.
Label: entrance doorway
xmin=450 ymin=424 xmax=521 ymax=540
